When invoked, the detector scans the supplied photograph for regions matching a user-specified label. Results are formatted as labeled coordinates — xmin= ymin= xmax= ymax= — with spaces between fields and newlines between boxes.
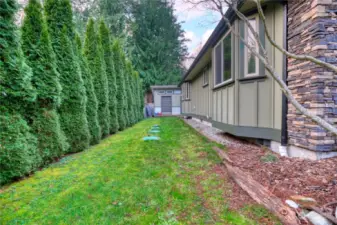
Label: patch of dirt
xmin=185 ymin=118 xmax=337 ymax=206
xmin=218 ymin=133 xmax=337 ymax=206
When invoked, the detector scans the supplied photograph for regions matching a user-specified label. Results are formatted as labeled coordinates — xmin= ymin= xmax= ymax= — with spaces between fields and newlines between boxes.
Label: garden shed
xmin=150 ymin=85 xmax=181 ymax=116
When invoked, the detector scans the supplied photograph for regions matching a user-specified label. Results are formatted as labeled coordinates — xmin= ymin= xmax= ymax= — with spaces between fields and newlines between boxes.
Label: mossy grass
xmin=0 ymin=118 xmax=279 ymax=224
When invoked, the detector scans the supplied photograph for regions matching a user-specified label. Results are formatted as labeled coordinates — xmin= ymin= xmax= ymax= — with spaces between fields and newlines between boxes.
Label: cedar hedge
xmin=0 ymin=0 xmax=144 ymax=185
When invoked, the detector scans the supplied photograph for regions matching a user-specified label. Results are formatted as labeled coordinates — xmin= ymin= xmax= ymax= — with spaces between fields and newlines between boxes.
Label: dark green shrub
xmin=99 ymin=21 xmax=119 ymax=133
xmin=58 ymin=27 xmax=90 ymax=152
xmin=137 ymin=75 xmax=144 ymax=120
xmin=112 ymin=40 xmax=127 ymax=130
xmin=45 ymin=0 xmax=90 ymax=153
xmin=75 ymin=34 xmax=101 ymax=144
xmin=120 ymin=53 xmax=130 ymax=127
xmin=0 ymin=0 xmax=38 ymax=184
xmin=126 ymin=60 xmax=136 ymax=125
xmin=0 ymin=108 xmax=40 ymax=185
xmin=21 ymin=0 xmax=68 ymax=162
xmin=0 ymin=0 xmax=36 ymax=111
xmin=84 ymin=18 xmax=110 ymax=137
xmin=133 ymin=71 xmax=143 ymax=122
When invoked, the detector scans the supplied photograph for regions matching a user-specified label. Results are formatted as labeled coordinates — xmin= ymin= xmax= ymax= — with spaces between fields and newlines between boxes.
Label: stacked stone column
xmin=287 ymin=0 xmax=337 ymax=152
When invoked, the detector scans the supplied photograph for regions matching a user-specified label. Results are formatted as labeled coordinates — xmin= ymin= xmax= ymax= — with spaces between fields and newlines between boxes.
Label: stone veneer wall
xmin=287 ymin=0 xmax=337 ymax=152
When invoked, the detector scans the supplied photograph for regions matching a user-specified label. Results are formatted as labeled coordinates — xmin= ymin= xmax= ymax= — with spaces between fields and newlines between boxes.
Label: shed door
xmin=161 ymin=96 xmax=172 ymax=114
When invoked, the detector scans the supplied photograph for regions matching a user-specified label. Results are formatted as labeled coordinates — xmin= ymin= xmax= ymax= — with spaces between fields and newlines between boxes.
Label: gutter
xmin=280 ymin=2 xmax=288 ymax=156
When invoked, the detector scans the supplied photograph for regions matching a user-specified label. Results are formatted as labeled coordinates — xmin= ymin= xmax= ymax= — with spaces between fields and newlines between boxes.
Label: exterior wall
xmin=287 ymin=0 xmax=337 ymax=152
xmin=182 ymin=3 xmax=284 ymax=142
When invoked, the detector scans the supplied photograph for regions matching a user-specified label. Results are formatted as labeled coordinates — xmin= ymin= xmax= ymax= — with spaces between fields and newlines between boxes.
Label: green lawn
xmin=0 ymin=117 xmax=279 ymax=224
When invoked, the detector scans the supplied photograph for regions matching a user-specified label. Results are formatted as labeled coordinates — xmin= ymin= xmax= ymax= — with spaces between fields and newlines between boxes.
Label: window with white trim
xmin=245 ymin=16 xmax=259 ymax=77
xmin=214 ymin=31 xmax=232 ymax=86
xmin=166 ymin=90 xmax=173 ymax=94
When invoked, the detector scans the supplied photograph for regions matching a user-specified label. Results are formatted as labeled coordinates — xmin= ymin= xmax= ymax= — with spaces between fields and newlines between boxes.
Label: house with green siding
xmin=179 ymin=0 xmax=337 ymax=159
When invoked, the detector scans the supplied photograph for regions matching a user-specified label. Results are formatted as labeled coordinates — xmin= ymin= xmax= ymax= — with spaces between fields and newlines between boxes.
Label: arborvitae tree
xmin=99 ymin=21 xmax=119 ymax=133
xmin=45 ymin=0 xmax=90 ymax=152
xmin=112 ymin=40 xmax=127 ymax=130
xmin=0 ymin=0 xmax=39 ymax=184
xmin=133 ymin=70 xmax=141 ymax=122
xmin=75 ymin=34 xmax=101 ymax=144
xmin=21 ymin=0 xmax=68 ymax=162
xmin=84 ymin=18 xmax=110 ymax=137
xmin=138 ymin=77 xmax=144 ymax=120
xmin=125 ymin=61 xmax=136 ymax=125
xmin=120 ymin=52 xmax=130 ymax=127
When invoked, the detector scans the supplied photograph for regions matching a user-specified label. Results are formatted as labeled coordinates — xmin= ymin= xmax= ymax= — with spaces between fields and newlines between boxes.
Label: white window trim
xmin=213 ymin=30 xmax=233 ymax=88
xmin=244 ymin=14 xmax=259 ymax=77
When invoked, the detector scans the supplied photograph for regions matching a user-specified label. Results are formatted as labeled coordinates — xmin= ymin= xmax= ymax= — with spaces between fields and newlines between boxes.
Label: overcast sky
xmin=173 ymin=0 xmax=221 ymax=57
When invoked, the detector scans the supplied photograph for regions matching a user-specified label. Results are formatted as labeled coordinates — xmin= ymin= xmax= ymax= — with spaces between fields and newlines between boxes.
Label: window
xmin=158 ymin=90 xmax=165 ymax=94
xmin=174 ymin=90 xmax=181 ymax=94
xmin=245 ymin=16 xmax=259 ymax=77
xmin=203 ymin=66 xmax=209 ymax=86
xmin=214 ymin=31 xmax=232 ymax=86
xmin=166 ymin=90 xmax=173 ymax=94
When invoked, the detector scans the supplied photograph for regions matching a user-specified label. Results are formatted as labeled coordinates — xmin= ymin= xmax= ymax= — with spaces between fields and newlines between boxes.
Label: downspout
xmin=280 ymin=2 xmax=289 ymax=157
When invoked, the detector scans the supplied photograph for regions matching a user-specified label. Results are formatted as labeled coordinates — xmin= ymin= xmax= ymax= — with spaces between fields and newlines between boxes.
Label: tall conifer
xmin=120 ymin=53 xmax=130 ymax=127
xmin=21 ymin=0 xmax=68 ymax=162
xmin=75 ymin=34 xmax=101 ymax=144
xmin=84 ymin=18 xmax=110 ymax=137
xmin=126 ymin=61 xmax=136 ymax=125
xmin=99 ymin=21 xmax=119 ymax=133
xmin=0 ymin=0 xmax=39 ymax=184
xmin=45 ymin=0 xmax=90 ymax=152
xmin=112 ymin=40 xmax=127 ymax=130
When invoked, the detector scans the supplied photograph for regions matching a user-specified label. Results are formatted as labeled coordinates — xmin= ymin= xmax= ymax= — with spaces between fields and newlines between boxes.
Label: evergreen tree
xmin=0 ymin=0 xmax=39 ymax=184
xmin=126 ymin=60 xmax=136 ymax=125
xmin=133 ymin=70 xmax=142 ymax=122
xmin=75 ymin=34 xmax=101 ymax=144
xmin=130 ymin=0 xmax=187 ymax=91
xmin=99 ymin=21 xmax=119 ymax=133
xmin=120 ymin=52 xmax=130 ymax=127
xmin=21 ymin=0 xmax=68 ymax=162
xmin=84 ymin=18 xmax=110 ymax=137
xmin=138 ymin=77 xmax=144 ymax=120
xmin=112 ymin=40 xmax=127 ymax=130
xmin=45 ymin=0 xmax=90 ymax=152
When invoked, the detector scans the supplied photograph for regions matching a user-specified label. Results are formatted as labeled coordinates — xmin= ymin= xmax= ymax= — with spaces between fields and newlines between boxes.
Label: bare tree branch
xmin=254 ymin=0 xmax=337 ymax=73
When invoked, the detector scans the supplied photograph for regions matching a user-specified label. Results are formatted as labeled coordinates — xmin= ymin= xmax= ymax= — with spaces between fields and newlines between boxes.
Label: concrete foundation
xmin=271 ymin=141 xmax=337 ymax=160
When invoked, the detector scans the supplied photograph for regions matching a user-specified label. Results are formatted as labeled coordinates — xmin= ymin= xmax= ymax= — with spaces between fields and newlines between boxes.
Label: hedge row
xmin=0 ymin=0 xmax=143 ymax=185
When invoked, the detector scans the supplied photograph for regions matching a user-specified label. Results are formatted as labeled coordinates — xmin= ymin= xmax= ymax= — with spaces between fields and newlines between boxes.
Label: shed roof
xmin=150 ymin=85 xmax=180 ymax=90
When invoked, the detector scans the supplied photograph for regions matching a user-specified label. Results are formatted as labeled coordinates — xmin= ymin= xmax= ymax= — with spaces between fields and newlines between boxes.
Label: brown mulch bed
xmin=218 ymin=133 xmax=337 ymax=205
